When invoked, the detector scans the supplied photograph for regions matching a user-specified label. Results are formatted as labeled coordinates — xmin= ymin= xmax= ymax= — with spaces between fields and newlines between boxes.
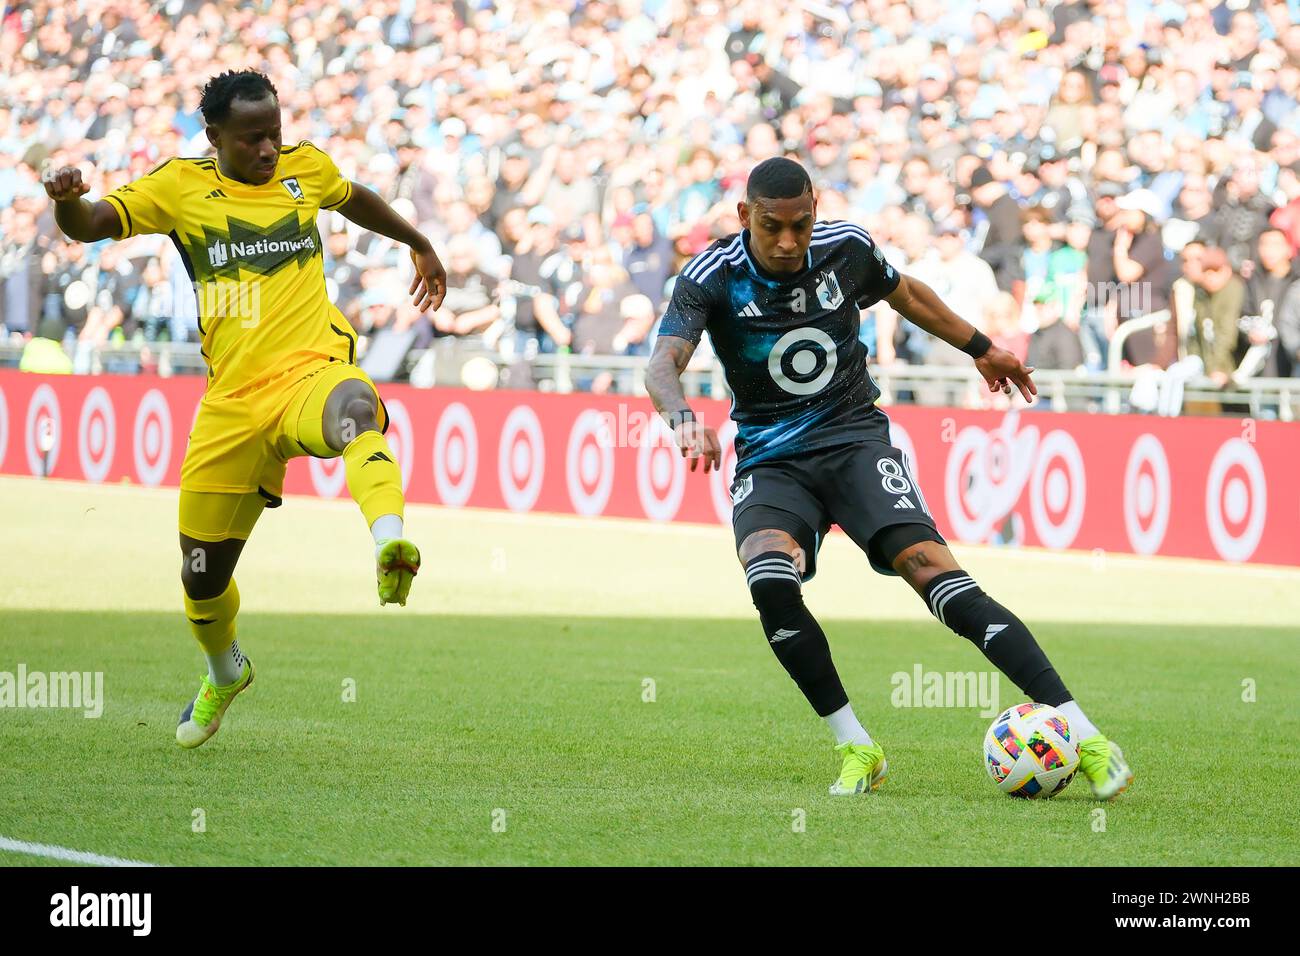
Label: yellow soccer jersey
xmin=104 ymin=142 xmax=357 ymax=398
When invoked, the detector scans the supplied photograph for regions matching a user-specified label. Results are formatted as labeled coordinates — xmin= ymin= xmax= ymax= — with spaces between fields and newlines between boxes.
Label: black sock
xmin=923 ymin=570 xmax=1071 ymax=706
xmin=745 ymin=551 xmax=848 ymax=717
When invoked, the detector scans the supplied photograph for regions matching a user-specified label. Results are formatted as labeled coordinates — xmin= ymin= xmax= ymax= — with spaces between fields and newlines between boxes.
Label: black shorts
xmin=730 ymin=413 xmax=945 ymax=579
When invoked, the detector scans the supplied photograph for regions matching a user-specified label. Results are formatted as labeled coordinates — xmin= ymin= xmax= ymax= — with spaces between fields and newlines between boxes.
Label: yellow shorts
xmin=178 ymin=359 xmax=388 ymax=541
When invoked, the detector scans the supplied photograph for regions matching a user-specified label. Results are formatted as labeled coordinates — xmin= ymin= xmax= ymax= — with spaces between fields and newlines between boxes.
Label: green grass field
xmin=1 ymin=475 xmax=1297 ymax=866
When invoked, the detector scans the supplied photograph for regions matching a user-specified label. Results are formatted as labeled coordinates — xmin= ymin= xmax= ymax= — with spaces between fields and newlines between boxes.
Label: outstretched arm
xmin=44 ymin=166 xmax=121 ymax=243
xmin=646 ymin=334 xmax=721 ymax=472
xmin=336 ymin=182 xmax=447 ymax=312
xmin=885 ymin=273 xmax=1037 ymax=402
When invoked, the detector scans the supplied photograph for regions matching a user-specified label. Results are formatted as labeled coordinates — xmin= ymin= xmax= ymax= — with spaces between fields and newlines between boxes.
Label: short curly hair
xmin=199 ymin=70 xmax=278 ymax=125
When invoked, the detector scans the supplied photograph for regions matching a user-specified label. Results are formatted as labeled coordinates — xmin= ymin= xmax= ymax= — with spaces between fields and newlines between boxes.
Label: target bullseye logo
xmin=498 ymin=405 xmax=544 ymax=512
xmin=768 ymin=327 xmax=837 ymax=396
xmin=1205 ymin=438 xmax=1266 ymax=563
xmin=308 ymin=455 xmax=347 ymax=498
xmin=636 ymin=414 xmax=686 ymax=521
xmin=25 ymin=384 xmax=62 ymax=476
xmin=132 ymin=389 xmax=172 ymax=486
xmin=432 ymin=402 xmax=478 ymax=507
xmin=566 ymin=409 xmax=615 ymax=516
xmin=1029 ymin=430 xmax=1086 ymax=550
xmin=382 ymin=399 xmax=414 ymax=492
xmin=944 ymin=416 xmax=1037 ymax=543
xmin=708 ymin=419 xmax=740 ymax=523
xmin=1123 ymin=434 xmax=1171 ymax=555
xmin=78 ymin=387 xmax=116 ymax=483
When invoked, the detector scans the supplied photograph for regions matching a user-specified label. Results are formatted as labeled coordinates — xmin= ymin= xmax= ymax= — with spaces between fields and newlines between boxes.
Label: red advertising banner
xmin=2 ymin=370 xmax=1297 ymax=566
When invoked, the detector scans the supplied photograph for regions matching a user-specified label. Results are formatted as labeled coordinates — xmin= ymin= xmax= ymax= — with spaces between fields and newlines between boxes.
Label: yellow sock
xmin=184 ymin=579 xmax=246 ymax=686
xmin=343 ymin=430 xmax=405 ymax=529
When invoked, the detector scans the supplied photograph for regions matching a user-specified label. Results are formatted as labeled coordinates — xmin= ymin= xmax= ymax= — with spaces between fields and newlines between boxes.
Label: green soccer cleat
xmin=176 ymin=660 xmax=254 ymax=749
xmin=829 ymin=741 xmax=888 ymax=796
xmin=376 ymin=538 xmax=420 ymax=606
xmin=1078 ymin=734 xmax=1134 ymax=800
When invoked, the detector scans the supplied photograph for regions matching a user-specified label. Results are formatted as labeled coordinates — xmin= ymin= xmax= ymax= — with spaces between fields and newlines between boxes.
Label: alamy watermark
xmin=1082 ymin=280 xmax=1152 ymax=315
xmin=0 ymin=664 xmax=104 ymax=718
xmin=194 ymin=279 xmax=264 ymax=329
xmin=890 ymin=665 xmax=1000 ymax=718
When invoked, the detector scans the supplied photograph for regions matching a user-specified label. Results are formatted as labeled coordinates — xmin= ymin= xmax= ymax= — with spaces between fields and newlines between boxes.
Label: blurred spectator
xmin=891 ymin=219 xmax=999 ymax=405
xmin=42 ymin=239 xmax=94 ymax=341
xmin=128 ymin=257 xmax=174 ymax=342
xmin=501 ymin=207 xmax=573 ymax=358
xmin=429 ymin=236 xmax=500 ymax=341
xmin=1029 ymin=147 xmax=1090 ymax=236
xmin=1203 ymin=154 xmax=1276 ymax=272
xmin=569 ymin=245 xmax=640 ymax=358
xmin=1240 ymin=228 xmax=1297 ymax=378
xmin=19 ymin=318 xmax=73 ymax=374
xmin=1047 ymin=214 xmax=1092 ymax=347
xmin=1105 ymin=189 xmax=1173 ymax=368
xmin=969 ymin=165 xmax=1024 ymax=292
xmin=1189 ymin=247 xmax=1246 ymax=388
xmin=621 ymin=208 xmax=673 ymax=310
xmin=986 ymin=291 xmax=1028 ymax=365
xmin=1021 ymin=206 xmax=1055 ymax=309
xmin=1 ymin=210 xmax=43 ymax=337
xmin=1027 ymin=283 xmax=1085 ymax=372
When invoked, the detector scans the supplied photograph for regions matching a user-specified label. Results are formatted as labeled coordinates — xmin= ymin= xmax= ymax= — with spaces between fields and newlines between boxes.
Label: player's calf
xmin=744 ymin=548 xmax=848 ymax=718
xmin=894 ymin=539 xmax=1117 ymax=761
xmin=179 ymin=532 xmax=249 ymax=687
xmin=176 ymin=533 xmax=254 ymax=748
xmin=890 ymin=539 xmax=1071 ymax=707
xmin=924 ymin=570 xmax=1073 ymax=708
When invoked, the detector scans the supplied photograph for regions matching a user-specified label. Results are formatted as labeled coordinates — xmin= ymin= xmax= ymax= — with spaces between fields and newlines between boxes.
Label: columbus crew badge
xmin=281 ymin=177 xmax=304 ymax=200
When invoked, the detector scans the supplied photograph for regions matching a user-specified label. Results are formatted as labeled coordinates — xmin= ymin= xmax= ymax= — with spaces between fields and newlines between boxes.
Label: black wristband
xmin=667 ymin=408 xmax=696 ymax=430
xmin=961 ymin=330 xmax=993 ymax=358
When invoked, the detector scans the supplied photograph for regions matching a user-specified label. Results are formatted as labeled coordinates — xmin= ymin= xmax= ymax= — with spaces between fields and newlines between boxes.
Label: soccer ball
xmin=983 ymin=702 xmax=1080 ymax=798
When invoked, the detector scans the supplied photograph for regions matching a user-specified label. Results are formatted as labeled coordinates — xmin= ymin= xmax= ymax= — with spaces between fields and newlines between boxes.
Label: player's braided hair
xmin=746 ymin=157 xmax=813 ymax=203
xmin=199 ymin=70 xmax=278 ymax=125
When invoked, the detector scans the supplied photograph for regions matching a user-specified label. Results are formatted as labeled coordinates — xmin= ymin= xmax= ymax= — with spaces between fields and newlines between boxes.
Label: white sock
xmin=207 ymin=639 xmax=245 ymax=686
xmin=1056 ymin=700 xmax=1100 ymax=740
xmin=825 ymin=703 xmax=873 ymax=746
xmin=371 ymin=514 xmax=403 ymax=558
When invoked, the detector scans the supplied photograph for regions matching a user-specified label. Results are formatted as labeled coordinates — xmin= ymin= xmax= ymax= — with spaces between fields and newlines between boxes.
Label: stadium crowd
xmin=2 ymin=0 xmax=1300 ymax=403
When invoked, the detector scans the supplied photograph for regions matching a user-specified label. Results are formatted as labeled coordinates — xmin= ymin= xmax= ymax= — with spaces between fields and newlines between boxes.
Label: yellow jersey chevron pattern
xmin=104 ymin=142 xmax=356 ymax=397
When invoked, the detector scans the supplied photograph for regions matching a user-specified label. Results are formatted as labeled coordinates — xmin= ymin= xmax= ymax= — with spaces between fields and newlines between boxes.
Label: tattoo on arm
xmin=646 ymin=335 xmax=696 ymax=419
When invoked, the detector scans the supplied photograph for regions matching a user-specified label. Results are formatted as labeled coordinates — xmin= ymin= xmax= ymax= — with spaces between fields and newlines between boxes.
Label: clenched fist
xmin=42 ymin=165 xmax=91 ymax=203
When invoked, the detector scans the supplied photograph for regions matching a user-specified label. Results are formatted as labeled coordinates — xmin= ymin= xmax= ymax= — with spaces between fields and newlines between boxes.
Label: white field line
xmin=0 ymin=835 xmax=158 ymax=867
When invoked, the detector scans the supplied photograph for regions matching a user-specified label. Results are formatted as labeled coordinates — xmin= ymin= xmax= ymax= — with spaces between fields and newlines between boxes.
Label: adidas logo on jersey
xmin=203 ymin=189 xmax=228 ymax=200
xmin=893 ymin=495 xmax=916 ymax=510
xmin=737 ymin=301 xmax=761 ymax=318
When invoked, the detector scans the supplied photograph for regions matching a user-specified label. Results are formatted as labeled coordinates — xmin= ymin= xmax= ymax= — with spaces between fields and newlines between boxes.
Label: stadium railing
xmin=2 ymin=338 xmax=1295 ymax=419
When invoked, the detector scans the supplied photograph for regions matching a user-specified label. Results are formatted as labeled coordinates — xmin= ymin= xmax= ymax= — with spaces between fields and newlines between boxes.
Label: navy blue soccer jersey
xmin=659 ymin=220 xmax=901 ymax=471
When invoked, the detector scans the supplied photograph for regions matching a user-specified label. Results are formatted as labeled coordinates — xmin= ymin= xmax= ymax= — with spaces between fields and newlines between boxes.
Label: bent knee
xmin=180 ymin=563 xmax=233 ymax=601
xmin=323 ymin=381 xmax=380 ymax=450
xmin=892 ymin=539 xmax=960 ymax=590
xmin=737 ymin=528 xmax=801 ymax=565
xmin=179 ymin=537 xmax=240 ymax=600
